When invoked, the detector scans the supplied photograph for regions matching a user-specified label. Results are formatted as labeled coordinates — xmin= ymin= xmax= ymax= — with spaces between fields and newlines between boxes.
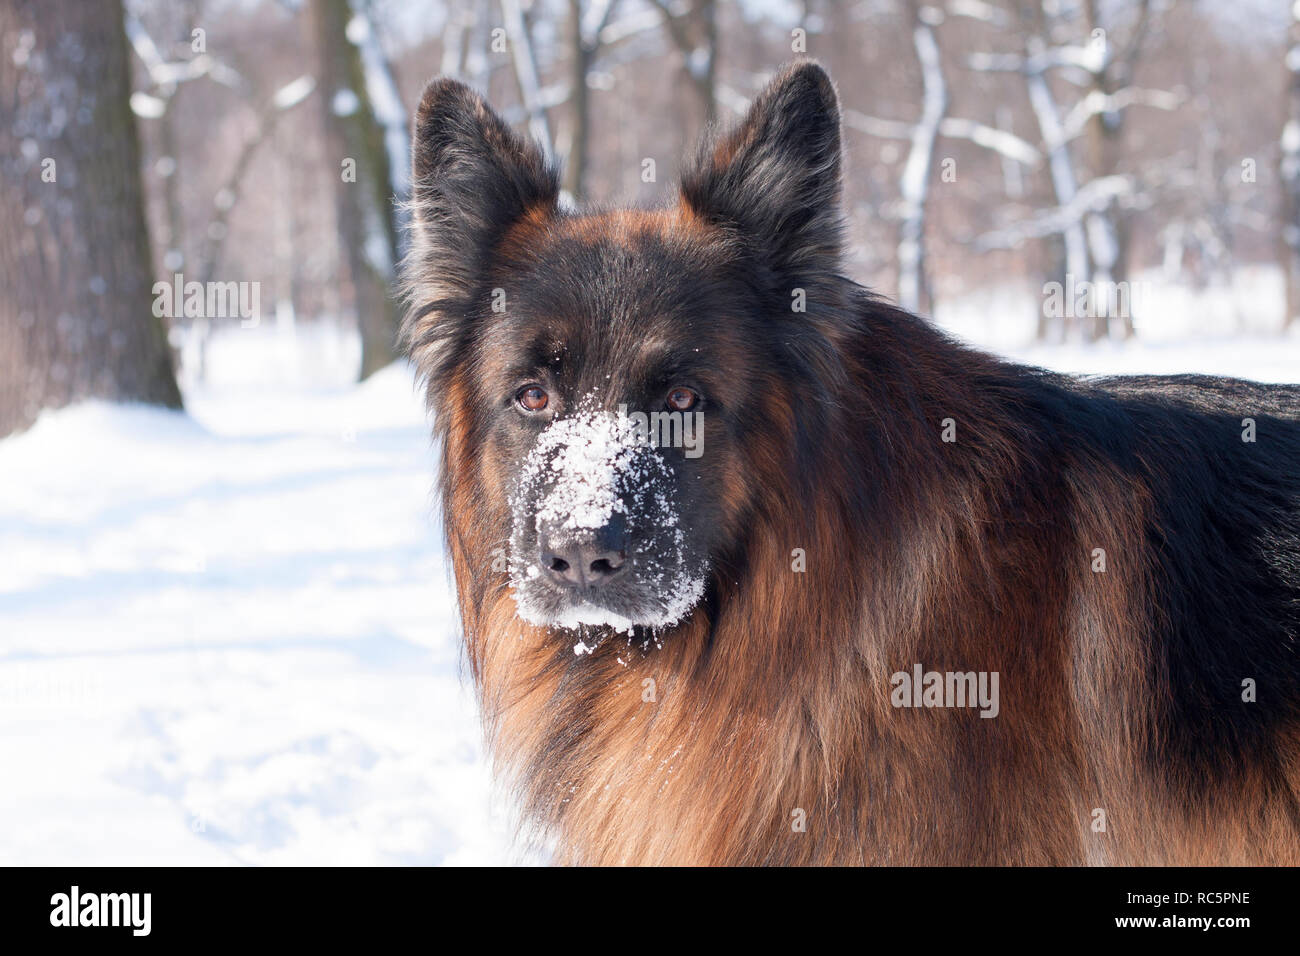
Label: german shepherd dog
xmin=402 ymin=62 xmax=1300 ymax=865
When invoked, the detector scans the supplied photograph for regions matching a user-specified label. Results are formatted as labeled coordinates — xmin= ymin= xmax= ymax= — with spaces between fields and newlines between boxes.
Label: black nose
xmin=540 ymin=535 xmax=627 ymax=589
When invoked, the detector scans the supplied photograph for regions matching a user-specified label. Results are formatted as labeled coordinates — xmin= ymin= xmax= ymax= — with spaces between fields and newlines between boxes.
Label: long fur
xmin=403 ymin=62 xmax=1300 ymax=865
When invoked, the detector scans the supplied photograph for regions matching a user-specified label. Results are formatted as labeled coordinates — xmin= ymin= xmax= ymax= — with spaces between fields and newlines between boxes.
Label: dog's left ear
xmin=403 ymin=78 xmax=559 ymax=384
xmin=681 ymin=61 xmax=842 ymax=284
xmin=407 ymin=78 xmax=559 ymax=301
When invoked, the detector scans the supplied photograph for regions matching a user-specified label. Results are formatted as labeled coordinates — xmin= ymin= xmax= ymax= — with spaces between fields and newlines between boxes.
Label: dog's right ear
xmin=680 ymin=62 xmax=841 ymax=289
xmin=405 ymin=78 xmax=559 ymax=314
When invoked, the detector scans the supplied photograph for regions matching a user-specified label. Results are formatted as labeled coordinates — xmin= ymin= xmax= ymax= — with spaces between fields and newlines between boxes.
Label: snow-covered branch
xmin=897 ymin=12 xmax=947 ymax=313
xmin=125 ymin=15 xmax=242 ymax=96
xmin=842 ymin=110 xmax=916 ymax=141
xmin=344 ymin=3 xmax=410 ymax=199
xmin=966 ymin=43 xmax=1104 ymax=77
xmin=596 ymin=6 xmax=665 ymax=46
xmin=581 ymin=0 xmax=620 ymax=47
xmin=500 ymin=0 xmax=554 ymax=159
xmin=1058 ymin=86 xmax=1181 ymax=143
xmin=944 ymin=0 xmax=1008 ymax=26
xmin=974 ymin=174 xmax=1132 ymax=251
xmin=844 ymin=110 xmax=1040 ymax=165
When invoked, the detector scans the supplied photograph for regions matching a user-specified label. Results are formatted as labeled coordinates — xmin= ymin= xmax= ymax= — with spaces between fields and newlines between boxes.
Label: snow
xmin=0 ymin=322 xmax=524 ymax=865
xmin=526 ymin=410 xmax=639 ymax=534
xmin=331 ymin=88 xmax=359 ymax=117
xmin=272 ymin=75 xmax=315 ymax=111
xmin=129 ymin=91 xmax=166 ymax=119
xmin=3 ymin=279 xmax=1298 ymax=866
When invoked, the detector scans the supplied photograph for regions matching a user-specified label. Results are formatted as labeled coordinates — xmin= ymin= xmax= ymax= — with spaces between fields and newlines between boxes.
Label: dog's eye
xmin=517 ymin=385 xmax=549 ymax=412
xmin=666 ymin=387 xmax=699 ymax=411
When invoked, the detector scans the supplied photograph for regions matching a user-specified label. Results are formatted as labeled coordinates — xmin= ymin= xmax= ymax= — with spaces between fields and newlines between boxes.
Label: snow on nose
xmin=508 ymin=404 xmax=706 ymax=636
xmin=523 ymin=409 xmax=645 ymax=534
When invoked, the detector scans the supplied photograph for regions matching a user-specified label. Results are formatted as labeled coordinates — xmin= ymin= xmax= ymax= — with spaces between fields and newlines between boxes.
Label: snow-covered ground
xmin=0 ymin=323 xmax=522 ymax=865
xmin=2 ymin=289 xmax=1298 ymax=866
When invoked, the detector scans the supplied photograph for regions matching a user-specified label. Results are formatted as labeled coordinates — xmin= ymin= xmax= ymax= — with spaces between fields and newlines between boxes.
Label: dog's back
xmin=1083 ymin=373 xmax=1300 ymax=861
xmin=826 ymin=298 xmax=1300 ymax=864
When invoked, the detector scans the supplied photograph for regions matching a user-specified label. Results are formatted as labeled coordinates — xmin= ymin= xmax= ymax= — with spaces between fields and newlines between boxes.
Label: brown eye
xmin=666 ymin=387 xmax=698 ymax=411
xmin=517 ymin=386 xmax=549 ymax=412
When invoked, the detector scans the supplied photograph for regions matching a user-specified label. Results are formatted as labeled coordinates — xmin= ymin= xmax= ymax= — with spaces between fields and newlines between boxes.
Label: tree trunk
xmin=308 ymin=0 xmax=402 ymax=380
xmin=896 ymin=0 xmax=947 ymax=316
xmin=696 ymin=0 xmax=718 ymax=123
xmin=1281 ymin=6 xmax=1300 ymax=331
xmin=653 ymin=0 xmax=717 ymax=123
xmin=1082 ymin=76 xmax=1123 ymax=340
xmin=1082 ymin=0 xmax=1149 ymax=340
xmin=563 ymin=0 xmax=593 ymax=202
xmin=501 ymin=0 xmax=554 ymax=159
xmin=0 ymin=0 xmax=181 ymax=438
xmin=1024 ymin=59 xmax=1090 ymax=343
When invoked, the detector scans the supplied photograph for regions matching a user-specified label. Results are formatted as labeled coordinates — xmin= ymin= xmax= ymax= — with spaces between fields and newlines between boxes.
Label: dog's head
xmin=404 ymin=62 xmax=847 ymax=637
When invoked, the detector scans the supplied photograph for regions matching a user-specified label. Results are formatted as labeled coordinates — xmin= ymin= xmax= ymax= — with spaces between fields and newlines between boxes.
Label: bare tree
xmin=501 ymin=0 xmax=554 ymax=159
xmin=0 ymin=0 xmax=181 ymax=437
xmin=125 ymin=0 xmax=229 ymax=277
xmin=309 ymin=0 xmax=405 ymax=379
xmin=1077 ymin=0 xmax=1154 ymax=339
xmin=1281 ymin=2 xmax=1300 ymax=331
xmin=842 ymin=2 xmax=1040 ymax=315
xmin=649 ymin=0 xmax=718 ymax=121
xmin=563 ymin=0 xmax=620 ymax=201
xmin=896 ymin=1 xmax=947 ymax=315
xmin=128 ymin=6 xmax=315 ymax=383
xmin=195 ymin=77 xmax=316 ymax=287
xmin=967 ymin=0 xmax=1178 ymax=341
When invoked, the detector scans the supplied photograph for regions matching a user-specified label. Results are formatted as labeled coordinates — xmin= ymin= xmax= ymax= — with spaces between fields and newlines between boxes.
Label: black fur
xmin=405 ymin=78 xmax=560 ymax=385
xmin=680 ymin=62 xmax=844 ymax=289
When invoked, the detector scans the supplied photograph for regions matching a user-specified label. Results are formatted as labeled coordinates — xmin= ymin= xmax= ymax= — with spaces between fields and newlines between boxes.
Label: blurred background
xmin=1 ymin=0 xmax=1298 ymax=865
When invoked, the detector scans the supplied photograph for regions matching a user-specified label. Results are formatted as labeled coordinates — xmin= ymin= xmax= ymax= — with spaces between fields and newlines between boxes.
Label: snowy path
xmin=1 ymin=319 xmax=1296 ymax=866
xmin=0 ymin=359 xmax=519 ymax=865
